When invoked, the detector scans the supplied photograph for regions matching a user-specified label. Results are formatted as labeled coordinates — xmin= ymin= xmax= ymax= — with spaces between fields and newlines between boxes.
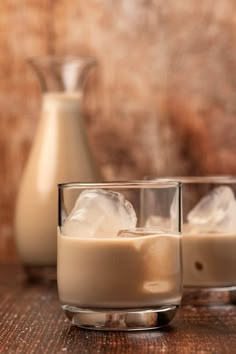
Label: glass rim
xmin=149 ymin=175 xmax=236 ymax=184
xmin=58 ymin=179 xmax=182 ymax=190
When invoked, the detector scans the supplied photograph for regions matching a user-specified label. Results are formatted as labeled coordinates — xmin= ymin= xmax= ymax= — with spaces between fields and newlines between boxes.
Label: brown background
xmin=1 ymin=0 xmax=236 ymax=260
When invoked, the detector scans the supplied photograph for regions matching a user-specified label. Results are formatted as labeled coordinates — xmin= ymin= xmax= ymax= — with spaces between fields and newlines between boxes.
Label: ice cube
xmin=170 ymin=190 xmax=178 ymax=219
xmin=61 ymin=189 xmax=137 ymax=238
xmin=187 ymin=186 xmax=236 ymax=233
xmin=145 ymin=215 xmax=172 ymax=231
xmin=118 ymin=228 xmax=166 ymax=238
xmin=182 ymin=223 xmax=206 ymax=235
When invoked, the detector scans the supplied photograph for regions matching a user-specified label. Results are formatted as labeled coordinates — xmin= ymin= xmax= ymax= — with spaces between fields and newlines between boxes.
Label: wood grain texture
xmin=0 ymin=264 xmax=236 ymax=353
xmin=1 ymin=0 xmax=236 ymax=258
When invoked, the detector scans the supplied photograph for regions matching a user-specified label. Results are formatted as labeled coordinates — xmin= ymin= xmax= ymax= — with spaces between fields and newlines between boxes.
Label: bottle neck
xmin=40 ymin=92 xmax=86 ymax=131
xmin=42 ymin=92 xmax=82 ymax=114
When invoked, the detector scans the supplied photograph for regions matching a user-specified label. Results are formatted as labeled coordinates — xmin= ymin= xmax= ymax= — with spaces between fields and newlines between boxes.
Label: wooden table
xmin=1 ymin=264 xmax=236 ymax=353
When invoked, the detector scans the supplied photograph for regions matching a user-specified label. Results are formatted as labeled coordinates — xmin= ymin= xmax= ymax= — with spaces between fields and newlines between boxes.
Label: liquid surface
xmin=15 ymin=93 xmax=98 ymax=266
xmin=57 ymin=231 xmax=182 ymax=309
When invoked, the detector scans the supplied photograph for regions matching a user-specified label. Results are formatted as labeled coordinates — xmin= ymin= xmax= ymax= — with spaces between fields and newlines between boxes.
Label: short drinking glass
xmin=177 ymin=176 xmax=236 ymax=304
xmin=57 ymin=181 xmax=182 ymax=331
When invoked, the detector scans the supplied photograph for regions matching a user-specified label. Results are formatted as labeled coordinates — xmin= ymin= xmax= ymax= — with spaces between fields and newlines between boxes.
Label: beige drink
xmin=15 ymin=93 xmax=98 ymax=266
xmin=183 ymin=232 xmax=236 ymax=287
xmin=58 ymin=231 xmax=182 ymax=309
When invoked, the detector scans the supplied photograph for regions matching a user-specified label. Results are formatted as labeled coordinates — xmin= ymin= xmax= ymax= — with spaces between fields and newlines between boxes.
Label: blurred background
xmin=1 ymin=0 xmax=236 ymax=260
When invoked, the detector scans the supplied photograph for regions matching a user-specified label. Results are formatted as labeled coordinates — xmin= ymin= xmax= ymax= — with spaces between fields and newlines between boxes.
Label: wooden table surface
xmin=1 ymin=264 xmax=236 ymax=354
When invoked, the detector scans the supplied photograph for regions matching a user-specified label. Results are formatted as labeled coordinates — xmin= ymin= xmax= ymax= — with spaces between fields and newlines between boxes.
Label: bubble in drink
xmin=61 ymin=189 xmax=137 ymax=238
xmin=187 ymin=186 xmax=236 ymax=233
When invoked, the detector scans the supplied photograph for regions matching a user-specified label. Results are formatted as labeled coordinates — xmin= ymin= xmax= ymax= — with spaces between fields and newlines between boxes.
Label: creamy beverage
xmin=183 ymin=232 xmax=236 ymax=287
xmin=58 ymin=230 xmax=182 ymax=309
xmin=15 ymin=93 xmax=98 ymax=266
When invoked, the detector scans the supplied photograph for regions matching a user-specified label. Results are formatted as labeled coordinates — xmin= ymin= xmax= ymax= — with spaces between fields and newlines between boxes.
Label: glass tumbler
xmin=58 ymin=181 xmax=182 ymax=331
xmin=179 ymin=176 xmax=236 ymax=304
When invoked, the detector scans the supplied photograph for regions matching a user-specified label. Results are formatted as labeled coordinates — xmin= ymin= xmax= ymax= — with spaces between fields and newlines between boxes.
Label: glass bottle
xmin=14 ymin=56 xmax=100 ymax=281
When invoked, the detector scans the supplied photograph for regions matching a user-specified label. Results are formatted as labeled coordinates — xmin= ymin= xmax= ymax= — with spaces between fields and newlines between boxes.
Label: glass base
xmin=182 ymin=286 xmax=236 ymax=306
xmin=229 ymin=290 xmax=236 ymax=304
xmin=24 ymin=265 xmax=56 ymax=283
xmin=62 ymin=304 xmax=178 ymax=331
